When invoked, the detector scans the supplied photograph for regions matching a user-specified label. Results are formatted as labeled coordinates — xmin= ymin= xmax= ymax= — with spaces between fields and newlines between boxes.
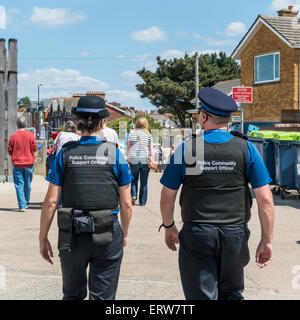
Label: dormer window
xmin=254 ymin=52 xmax=280 ymax=84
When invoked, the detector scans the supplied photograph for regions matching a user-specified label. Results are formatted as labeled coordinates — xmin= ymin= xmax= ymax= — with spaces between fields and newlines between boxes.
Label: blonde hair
xmin=135 ymin=117 xmax=150 ymax=135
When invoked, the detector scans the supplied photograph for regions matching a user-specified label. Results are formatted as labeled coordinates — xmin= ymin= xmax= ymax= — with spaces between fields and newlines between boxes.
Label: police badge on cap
xmin=72 ymin=95 xmax=110 ymax=118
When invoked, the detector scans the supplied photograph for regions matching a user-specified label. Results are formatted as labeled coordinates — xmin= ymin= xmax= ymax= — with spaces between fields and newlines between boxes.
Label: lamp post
xmin=37 ymin=83 xmax=44 ymax=139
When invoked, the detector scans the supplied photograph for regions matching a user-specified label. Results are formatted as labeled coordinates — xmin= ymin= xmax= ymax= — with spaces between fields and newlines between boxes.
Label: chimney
xmin=278 ymin=6 xmax=298 ymax=17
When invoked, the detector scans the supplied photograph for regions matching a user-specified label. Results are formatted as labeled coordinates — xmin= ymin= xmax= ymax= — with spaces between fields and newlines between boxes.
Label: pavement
xmin=0 ymin=172 xmax=300 ymax=300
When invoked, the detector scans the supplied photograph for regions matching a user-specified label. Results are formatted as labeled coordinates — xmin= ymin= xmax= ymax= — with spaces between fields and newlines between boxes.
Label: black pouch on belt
xmin=89 ymin=210 xmax=113 ymax=246
xmin=57 ymin=208 xmax=73 ymax=252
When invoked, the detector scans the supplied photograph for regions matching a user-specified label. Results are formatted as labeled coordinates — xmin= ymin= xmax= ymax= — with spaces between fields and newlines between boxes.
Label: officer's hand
xmin=255 ymin=241 xmax=272 ymax=269
xmin=40 ymin=238 xmax=54 ymax=265
xmin=165 ymin=225 xmax=179 ymax=251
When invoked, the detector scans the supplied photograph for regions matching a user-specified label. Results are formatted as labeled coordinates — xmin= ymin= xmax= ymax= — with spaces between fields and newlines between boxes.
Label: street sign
xmin=232 ymin=87 xmax=252 ymax=103
xmin=232 ymin=116 xmax=241 ymax=123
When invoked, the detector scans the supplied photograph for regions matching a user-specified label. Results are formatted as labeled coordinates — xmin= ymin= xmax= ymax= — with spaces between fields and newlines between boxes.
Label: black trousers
xmin=179 ymin=223 xmax=250 ymax=300
xmin=59 ymin=221 xmax=124 ymax=300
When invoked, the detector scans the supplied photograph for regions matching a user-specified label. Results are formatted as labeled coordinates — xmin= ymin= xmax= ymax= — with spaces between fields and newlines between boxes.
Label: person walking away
xmin=52 ymin=121 xmax=80 ymax=155
xmin=99 ymin=118 xmax=119 ymax=148
xmin=39 ymin=95 xmax=133 ymax=300
xmin=8 ymin=116 xmax=38 ymax=212
xmin=50 ymin=121 xmax=81 ymax=206
xmin=127 ymin=117 xmax=154 ymax=206
xmin=157 ymin=145 xmax=164 ymax=173
xmin=159 ymin=87 xmax=275 ymax=300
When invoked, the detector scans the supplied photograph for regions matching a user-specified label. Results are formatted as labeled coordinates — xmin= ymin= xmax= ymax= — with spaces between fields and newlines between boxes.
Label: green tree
xmin=136 ymin=52 xmax=240 ymax=127
xmin=107 ymin=117 xmax=131 ymax=136
xmin=17 ymin=96 xmax=32 ymax=108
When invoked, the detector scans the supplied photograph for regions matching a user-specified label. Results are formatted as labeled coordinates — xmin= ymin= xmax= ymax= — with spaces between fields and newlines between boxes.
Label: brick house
xmin=231 ymin=6 xmax=300 ymax=122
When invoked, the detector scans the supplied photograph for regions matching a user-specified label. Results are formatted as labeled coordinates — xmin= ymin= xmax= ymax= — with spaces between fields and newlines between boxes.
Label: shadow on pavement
xmin=0 ymin=208 xmax=18 ymax=212
xmin=27 ymin=202 xmax=43 ymax=210
xmin=0 ymin=202 xmax=43 ymax=212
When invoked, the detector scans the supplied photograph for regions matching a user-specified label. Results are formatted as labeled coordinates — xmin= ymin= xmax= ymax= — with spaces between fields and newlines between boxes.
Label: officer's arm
xmin=253 ymin=185 xmax=274 ymax=243
xmin=39 ymin=183 xmax=61 ymax=241
xmin=160 ymin=186 xmax=178 ymax=226
xmin=253 ymin=185 xmax=274 ymax=268
xmin=119 ymin=184 xmax=132 ymax=239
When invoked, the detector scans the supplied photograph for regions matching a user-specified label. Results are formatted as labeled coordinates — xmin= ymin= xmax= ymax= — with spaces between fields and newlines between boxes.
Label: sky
xmin=0 ymin=0 xmax=297 ymax=110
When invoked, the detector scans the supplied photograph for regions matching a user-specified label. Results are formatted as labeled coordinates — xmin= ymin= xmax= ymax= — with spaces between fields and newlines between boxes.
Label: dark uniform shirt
xmin=160 ymin=129 xmax=271 ymax=190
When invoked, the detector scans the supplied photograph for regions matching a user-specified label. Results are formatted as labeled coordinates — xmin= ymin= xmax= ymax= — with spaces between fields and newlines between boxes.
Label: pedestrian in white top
xmin=53 ymin=121 xmax=80 ymax=155
xmin=99 ymin=120 xmax=119 ymax=147
xmin=127 ymin=117 xmax=154 ymax=206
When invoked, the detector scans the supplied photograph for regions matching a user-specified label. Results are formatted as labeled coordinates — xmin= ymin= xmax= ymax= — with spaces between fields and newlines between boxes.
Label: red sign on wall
xmin=232 ymin=87 xmax=252 ymax=103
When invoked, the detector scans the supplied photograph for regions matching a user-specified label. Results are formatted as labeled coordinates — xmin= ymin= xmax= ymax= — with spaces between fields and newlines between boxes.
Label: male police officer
xmin=160 ymin=87 xmax=274 ymax=300
xmin=39 ymin=95 xmax=133 ymax=300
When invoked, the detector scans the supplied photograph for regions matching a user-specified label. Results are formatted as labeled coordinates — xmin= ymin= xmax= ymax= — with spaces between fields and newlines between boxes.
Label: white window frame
xmin=254 ymin=52 xmax=280 ymax=84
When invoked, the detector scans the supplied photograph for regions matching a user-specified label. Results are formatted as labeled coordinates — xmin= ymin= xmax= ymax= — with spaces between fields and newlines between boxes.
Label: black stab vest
xmin=61 ymin=141 xmax=119 ymax=211
xmin=179 ymin=135 xmax=252 ymax=225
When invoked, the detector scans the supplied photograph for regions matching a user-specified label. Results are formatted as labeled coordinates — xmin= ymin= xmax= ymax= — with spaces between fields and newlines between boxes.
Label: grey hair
xmin=16 ymin=116 xmax=27 ymax=129
xmin=64 ymin=120 xmax=77 ymax=133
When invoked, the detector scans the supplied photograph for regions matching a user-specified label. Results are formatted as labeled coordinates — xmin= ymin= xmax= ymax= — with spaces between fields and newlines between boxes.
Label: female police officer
xmin=39 ymin=95 xmax=133 ymax=300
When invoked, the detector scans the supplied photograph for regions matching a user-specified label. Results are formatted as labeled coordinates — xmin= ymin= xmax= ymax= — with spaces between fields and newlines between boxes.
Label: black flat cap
xmin=72 ymin=95 xmax=110 ymax=117
xmin=198 ymin=87 xmax=238 ymax=117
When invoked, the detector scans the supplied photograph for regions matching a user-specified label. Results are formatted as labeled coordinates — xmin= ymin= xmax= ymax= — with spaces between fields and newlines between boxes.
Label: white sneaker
xmin=18 ymin=208 xmax=26 ymax=213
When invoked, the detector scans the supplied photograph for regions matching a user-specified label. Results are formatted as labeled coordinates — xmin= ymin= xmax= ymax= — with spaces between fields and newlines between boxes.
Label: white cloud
xmin=130 ymin=26 xmax=168 ymax=43
xmin=225 ymin=22 xmax=247 ymax=37
xmin=160 ymin=49 xmax=185 ymax=60
xmin=192 ymin=33 xmax=203 ymax=40
xmin=192 ymin=33 xmax=236 ymax=47
xmin=270 ymin=0 xmax=300 ymax=10
xmin=143 ymin=60 xmax=158 ymax=72
xmin=30 ymin=6 xmax=86 ymax=28
xmin=0 ymin=5 xmax=6 ymax=29
xmin=9 ymin=8 xmax=21 ymax=15
xmin=121 ymin=71 xmax=143 ymax=85
xmin=18 ymin=68 xmax=110 ymax=99
xmin=80 ymin=50 xmax=92 ymax=57
xmin=106 ymin=90 xmax=141 ymax=106
xmin=176 ymin=31 xmax=188 ymax=37
xmin=190 ymin=49 xmax=221 ymax=55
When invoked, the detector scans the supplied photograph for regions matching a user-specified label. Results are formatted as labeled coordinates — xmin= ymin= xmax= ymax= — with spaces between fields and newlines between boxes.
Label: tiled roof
xmin=232 ymin=14 xmax=300 ymax=59
xmin=190 ymin=79 xmax=241 ymax=105
xmin=213 ymin=79 xmax=241 ymax=96
xmin=260 ymin=15 xmax=300 ymax=45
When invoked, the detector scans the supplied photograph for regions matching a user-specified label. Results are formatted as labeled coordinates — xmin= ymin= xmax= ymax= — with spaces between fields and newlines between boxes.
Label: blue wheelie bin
xmin=273 ymin=132 xmax=296 ymax=190
xmin=248 ymin=131 xmax=276 ymax=184
xmin=293 ymin=139 xmax=300 ymax=193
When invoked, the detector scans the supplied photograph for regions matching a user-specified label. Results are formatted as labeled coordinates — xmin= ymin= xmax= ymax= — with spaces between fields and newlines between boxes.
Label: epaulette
xmin=230 ymin=130 xmax=248 ymax=140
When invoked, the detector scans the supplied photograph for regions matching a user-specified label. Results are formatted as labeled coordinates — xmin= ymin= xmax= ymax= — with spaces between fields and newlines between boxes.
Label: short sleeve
xmin=160 ymin=143 xmax=185 ymax=190
xmin=46 ymin=150 xmax=64 ymax=187
xmin=113 ymin=148 xmax=133 ymax=187
xmin=247 ymin=141 xmax=272 ymax=189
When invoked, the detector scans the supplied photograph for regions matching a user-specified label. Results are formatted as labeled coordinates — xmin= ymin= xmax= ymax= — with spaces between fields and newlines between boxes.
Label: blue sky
xmin=0 ymin=0 xmax=296 ymax=110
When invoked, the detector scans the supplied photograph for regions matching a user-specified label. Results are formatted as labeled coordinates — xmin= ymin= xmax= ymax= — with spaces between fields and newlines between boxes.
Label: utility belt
xmin=57 ymin=208 xmax=119 ymax=252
